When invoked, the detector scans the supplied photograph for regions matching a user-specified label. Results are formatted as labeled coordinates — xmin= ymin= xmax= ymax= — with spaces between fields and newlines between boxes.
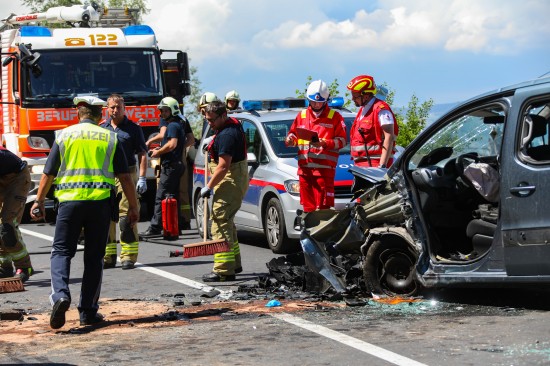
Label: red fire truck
xmin=1 ymin=4 xmax=190 ymax=216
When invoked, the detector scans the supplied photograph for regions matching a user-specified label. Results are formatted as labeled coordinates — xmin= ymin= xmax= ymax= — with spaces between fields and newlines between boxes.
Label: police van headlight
xmin=284 ymin=180 xmax=300 ymax=196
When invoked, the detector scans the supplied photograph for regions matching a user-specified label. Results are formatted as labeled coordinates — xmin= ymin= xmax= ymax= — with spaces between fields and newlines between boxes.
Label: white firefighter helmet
xmin=199 ymin=92 xmax=220 ymax=109
xmin=157 ymin=97 xmax=181 ymax=116
xmin=225 ymin=90 xmax=240 ymax=102
xmin=306 ymin=79 xmax=330 ymax=103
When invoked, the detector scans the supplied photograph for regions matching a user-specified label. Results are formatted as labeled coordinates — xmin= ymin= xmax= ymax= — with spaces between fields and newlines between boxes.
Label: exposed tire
xmin=194 ymin=194 xmax=211 ymax=239
xmin=363 ymin=236 xmax=419 ymax=297
xmin=264 ymin=197 xmax=294 ymax=254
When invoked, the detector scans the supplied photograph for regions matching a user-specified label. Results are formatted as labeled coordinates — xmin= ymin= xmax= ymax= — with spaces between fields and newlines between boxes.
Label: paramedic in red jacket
xmin=285 ymin=80 xmax=347 ymax=213
xmin=347 ymin=75 xmax=398 ymax=168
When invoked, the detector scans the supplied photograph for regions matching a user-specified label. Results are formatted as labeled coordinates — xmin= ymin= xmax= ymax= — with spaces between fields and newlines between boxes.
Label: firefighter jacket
xmin=350 ymin=99 xmax=398 ymax=164
xmin=54 ymin=122 xmax=118 ymax=202
xmin=288 ymin=106 xmax=346 ymax=177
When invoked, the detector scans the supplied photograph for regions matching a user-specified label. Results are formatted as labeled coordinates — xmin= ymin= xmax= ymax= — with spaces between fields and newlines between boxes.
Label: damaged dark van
xmin=300 ymin=76 xmax=550 ymax=297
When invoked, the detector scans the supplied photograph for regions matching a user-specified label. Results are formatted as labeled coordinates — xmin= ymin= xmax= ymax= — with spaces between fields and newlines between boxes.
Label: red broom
xmin=183 ymin=153 xmax=231 ymax=258
xmin=0 ymin=277 xmax=25 ymax=293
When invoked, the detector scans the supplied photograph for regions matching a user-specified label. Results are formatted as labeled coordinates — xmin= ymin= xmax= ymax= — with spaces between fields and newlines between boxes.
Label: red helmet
xmin=347 ymin=75 xmax=376 ymax=95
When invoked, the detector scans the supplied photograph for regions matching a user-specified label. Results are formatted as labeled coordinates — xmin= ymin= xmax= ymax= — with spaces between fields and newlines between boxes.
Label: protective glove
xmin=136 ymin=176 xmax=147 ymax=195
xmin=202 ymin=136 xmax=214 ymax=153
xmin=200 ymin=186 xmax=213 ymax=198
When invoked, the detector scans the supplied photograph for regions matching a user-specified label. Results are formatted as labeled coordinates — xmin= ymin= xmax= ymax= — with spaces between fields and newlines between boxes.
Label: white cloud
xmin=237 ymin=1 xmax=549 ymax=55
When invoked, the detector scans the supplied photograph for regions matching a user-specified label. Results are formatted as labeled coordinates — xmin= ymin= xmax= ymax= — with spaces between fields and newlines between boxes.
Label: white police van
xmin=192 ymin=98 xmax=356 ymax=253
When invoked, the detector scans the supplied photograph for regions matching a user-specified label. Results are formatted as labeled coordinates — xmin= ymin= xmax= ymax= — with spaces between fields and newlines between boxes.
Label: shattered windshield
xmin=23 ymin=49 xmax=163 ymax=105
xmin=264 ymin=117 xmax=354 ymax=158
xmin=408 ymin=105 xmax=505 ymax=169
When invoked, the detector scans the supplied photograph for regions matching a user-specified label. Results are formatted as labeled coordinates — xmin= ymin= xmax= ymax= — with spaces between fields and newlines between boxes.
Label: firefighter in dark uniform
xmin=200 ymin=101 xmax=248 ymax=282
xmin=100 ymin=94 xmax=148 ymax=270
xmin=30 ymin=96 xmax=139 ymax=329
xmin=139 ymin=97 xmax=185 ymax=237
xmin=0 ymin=146 xmax=34 ymax=282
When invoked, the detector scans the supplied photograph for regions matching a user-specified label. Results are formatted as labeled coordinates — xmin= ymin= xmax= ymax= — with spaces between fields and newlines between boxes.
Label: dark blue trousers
xmin=50 ymin=199 xmax=111 ymax=318
xmin=150 ymin=161 xmax=184 ymax=231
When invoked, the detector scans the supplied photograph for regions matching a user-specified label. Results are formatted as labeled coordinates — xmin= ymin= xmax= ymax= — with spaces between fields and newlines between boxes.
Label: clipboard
xmin=295 ymin=127 xmax=319 ymax=142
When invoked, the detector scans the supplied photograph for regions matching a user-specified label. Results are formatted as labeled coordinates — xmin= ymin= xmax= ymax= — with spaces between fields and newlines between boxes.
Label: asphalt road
xmin=1 ymin=220 xmax=549 ymax=366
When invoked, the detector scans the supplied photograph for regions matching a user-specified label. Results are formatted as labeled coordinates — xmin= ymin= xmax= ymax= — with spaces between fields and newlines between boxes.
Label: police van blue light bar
xmin=123 ymin=25 xmax=155 ymax=35
xmin=21 ymin=26 xmax=52 ymax=37
xmin=328 ymin=97 xmax=344 ymax=108
xmin=243 ymin=98 xmax=307 ymax=111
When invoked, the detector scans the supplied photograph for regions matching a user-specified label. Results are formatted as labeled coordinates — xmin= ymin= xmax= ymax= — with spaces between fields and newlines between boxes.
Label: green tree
xmin=395 ymin=94 xmax=434 ymax=147
xmin=183 ymin=64 xmax=204 ymax=138
xmin=22 ymin=0 xmax=79 ymax=12
xmin=22 ymin=0 xmax=150 ymax=23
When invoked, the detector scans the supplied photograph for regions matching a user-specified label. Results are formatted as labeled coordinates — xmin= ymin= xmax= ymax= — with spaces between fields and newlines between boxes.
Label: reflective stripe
xmin=56 ymin=182 xmax=115 ymax=190
xmin=57 ymin=168 xmax=115 ymax=180
xmin=213 ymin=251 xmax=235 ymax=263
xmin=354 ymin=155 xmax=381 ymax=162
xmin=121 ymin=242 xmax=139 ymax=254
xmin=10 ymin=248 xmax=29 ymax=261
xmin=298 ymin=162 xmax=333 ymax=169
xmin=297 ymin=153 xmax=338 ymax=162
xmin=54 ymin=123 xmax=117 ymax=202
xmin=351 ymin=144 xmax=381 ymax=152
xmin=105 ymin=243 xmax=117 ymax=256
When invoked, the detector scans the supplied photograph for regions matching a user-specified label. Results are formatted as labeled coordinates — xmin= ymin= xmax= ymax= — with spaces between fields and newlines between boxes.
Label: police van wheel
xmin=264 ymin=197 xmax=290 ymax=254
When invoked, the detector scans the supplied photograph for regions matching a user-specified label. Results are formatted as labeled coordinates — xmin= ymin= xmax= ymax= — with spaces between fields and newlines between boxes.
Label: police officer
xmin=0 ymin=146 xmax=34 ymax=282
xmin=200 ymin=101 xmax=248 ymax=282
xmin=30 ymin=96 xmax=138 ymax=329
xmin=139 ymin=97 xmax=187 ymax=238
xmin=101 ymin=94 xmax=147 ymax=270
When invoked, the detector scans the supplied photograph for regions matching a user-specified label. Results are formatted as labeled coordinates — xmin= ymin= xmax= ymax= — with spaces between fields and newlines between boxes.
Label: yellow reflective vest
xmin=54 ymin=122 xmax=117 ymax=202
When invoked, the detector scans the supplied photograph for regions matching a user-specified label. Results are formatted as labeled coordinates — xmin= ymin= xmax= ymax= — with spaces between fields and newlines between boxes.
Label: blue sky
xmin=3 ymin=0 xmax=549 ymax=109
xmin=142 ymin=0 xmax=550 ymax=108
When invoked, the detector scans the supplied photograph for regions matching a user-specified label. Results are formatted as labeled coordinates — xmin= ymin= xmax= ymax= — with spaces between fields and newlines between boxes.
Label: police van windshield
xmin=23 ymin=49 xmax=163 ymax=105
xmin=264 ymin=117 xmax=354 ymax=158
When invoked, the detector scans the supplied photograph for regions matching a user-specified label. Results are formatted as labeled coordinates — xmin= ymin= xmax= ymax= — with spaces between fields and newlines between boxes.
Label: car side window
xmin=409 ymin=104 xmax=505 ymax=169
xmin=519 ymin=100 xmax=550 ymax=164
xmin=241 ymin=120 xmax=268 ymax=164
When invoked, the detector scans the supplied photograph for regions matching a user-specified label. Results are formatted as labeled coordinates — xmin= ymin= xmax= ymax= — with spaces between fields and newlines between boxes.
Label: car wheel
xmin=363 ymin=237 xmax=419 ymax=297
xmin=264 ymin=197 xmax=291 ymax=254
xmin=194 ymin=195 xmax=211 ymax=239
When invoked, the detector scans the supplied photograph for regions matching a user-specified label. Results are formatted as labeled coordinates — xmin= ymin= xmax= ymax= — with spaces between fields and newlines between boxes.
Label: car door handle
xmin=510 ymin=184 xmax=536 ymax=197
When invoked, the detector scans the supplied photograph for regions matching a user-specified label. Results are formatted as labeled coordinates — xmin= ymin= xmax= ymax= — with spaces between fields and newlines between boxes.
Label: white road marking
xmin=271 ymin=312 xmax=428 ymax=366
xmin=20 ymin=228 xmax=84 ymax=250
xmin=134 ymin=263 xmax=222 ymax=294
xmin=22 ymin=228 xmax=426 ymax=366
xmin=136 ymin=262 xmax=427 ymax=366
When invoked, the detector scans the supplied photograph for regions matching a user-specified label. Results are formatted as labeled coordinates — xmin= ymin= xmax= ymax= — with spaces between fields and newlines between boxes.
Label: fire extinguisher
xmin=162 ymin=194 xmax=178 ymax=240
